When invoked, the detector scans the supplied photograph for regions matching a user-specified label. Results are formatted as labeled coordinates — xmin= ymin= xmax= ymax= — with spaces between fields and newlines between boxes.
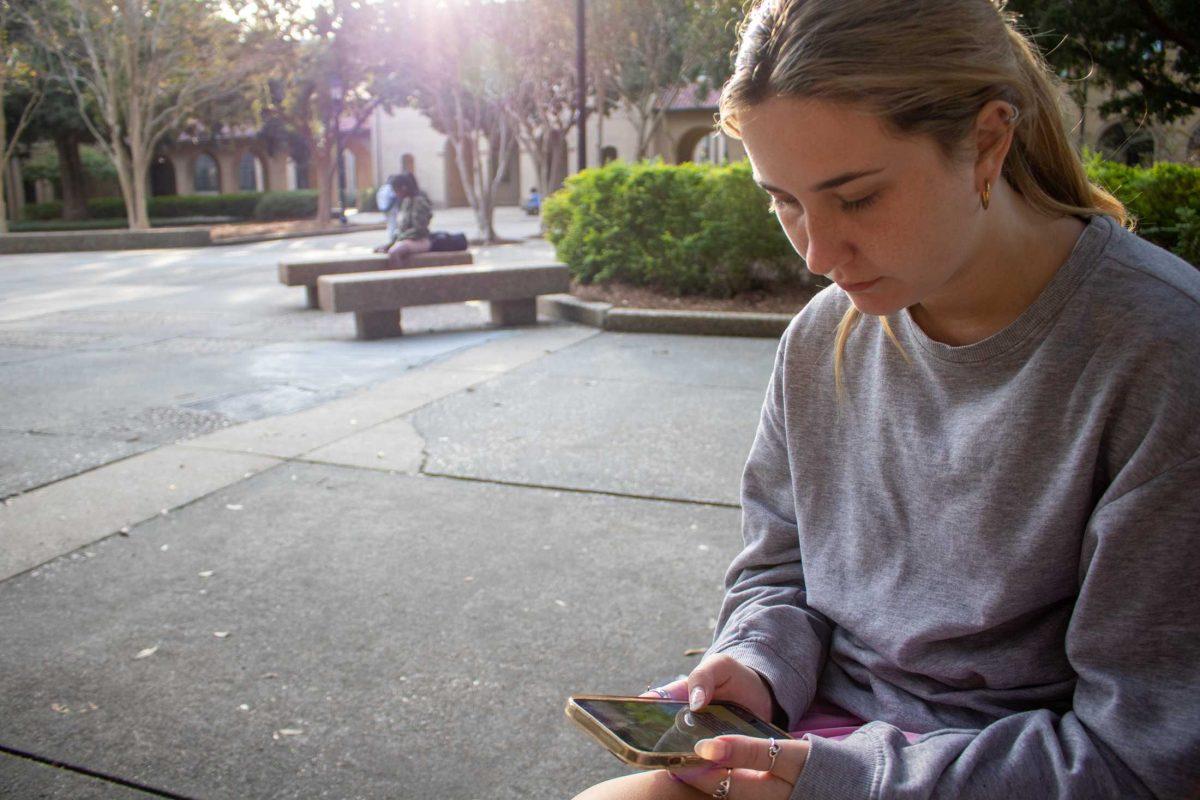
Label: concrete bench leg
xmin=305 ymin=285 xmax=320 ymax=309
xmin=489 ymin=298 xmax=538 ymax=327
xmin=355 ymin=310 xmax=403 ymax=339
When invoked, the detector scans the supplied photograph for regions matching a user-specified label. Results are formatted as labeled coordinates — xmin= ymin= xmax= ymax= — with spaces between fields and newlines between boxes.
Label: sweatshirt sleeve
xmin=789 ymin=454 xmax=1200 ymax=800
xmin=707 ymin=328 xmax=833 ymax=727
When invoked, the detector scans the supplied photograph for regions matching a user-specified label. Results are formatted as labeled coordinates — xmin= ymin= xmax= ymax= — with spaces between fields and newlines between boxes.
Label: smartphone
xmin=565 ymin=694 xmax=792 ymax=769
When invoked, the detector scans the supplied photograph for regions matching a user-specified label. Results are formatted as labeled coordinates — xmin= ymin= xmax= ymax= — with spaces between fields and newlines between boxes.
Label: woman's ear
xmin=972 ymin=100 xmax=1018 ymax=188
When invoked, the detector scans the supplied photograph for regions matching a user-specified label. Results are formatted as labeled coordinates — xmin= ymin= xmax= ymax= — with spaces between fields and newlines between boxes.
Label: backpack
xmin=429 ymin=231 xmax=469 ymax=252
xmin=375 ymin=182 xmax=396 ymax=213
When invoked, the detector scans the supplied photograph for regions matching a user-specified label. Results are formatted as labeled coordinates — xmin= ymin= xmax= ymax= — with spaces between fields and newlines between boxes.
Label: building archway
xmin=600 ymin=145 xmax=618 ymax=166
xmin=237 ymin=152 xmax=266 ymax=191
xmin=1097 ymin=123 xmax=1156 ymax=167
xmin=194 ymin=153 xmax=220 ymax=193
xmin=150 ymin=155 xmax=177 ymax=196
xmin=286 ymin=156 xmax=310 ymax=190
xmin=675 ymin=127 xmax=728 ymax=165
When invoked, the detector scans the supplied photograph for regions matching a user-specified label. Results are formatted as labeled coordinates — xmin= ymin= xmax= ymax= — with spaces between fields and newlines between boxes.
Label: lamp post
xmin=329 ymin=77 xmax=347 ymax=225
xmin=576 ymin=0 xmax=587 ymax=172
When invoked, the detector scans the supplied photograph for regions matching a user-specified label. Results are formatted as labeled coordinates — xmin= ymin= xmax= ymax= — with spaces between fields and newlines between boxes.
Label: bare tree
xmin=1 ymin=0 xmax=45 ymax=233
xmin=248 ymin=0 xmax=406 ymax=224
xmin=590 ymin=0 xmax=742 ymax=160
xmin=493 ymin=0 xmax=578 ymax=203
xmin=399 ymin=1 xmax=519 ymax=243
xmin=27 ymin=0 xmax=258 ymax=230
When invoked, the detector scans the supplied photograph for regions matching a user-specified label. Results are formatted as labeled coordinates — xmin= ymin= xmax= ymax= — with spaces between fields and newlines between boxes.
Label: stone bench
xmin=279 ymin=251 xmax=474 ymax=308
xmin=317 ymin=263 xmax=571 ymax=339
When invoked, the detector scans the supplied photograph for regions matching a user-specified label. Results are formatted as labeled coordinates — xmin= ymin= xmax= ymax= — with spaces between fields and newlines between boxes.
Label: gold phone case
xmin=564 ymin=694 xmax=792 ymax=770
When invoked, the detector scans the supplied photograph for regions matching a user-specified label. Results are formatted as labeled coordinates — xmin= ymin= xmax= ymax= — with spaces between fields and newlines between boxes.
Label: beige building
xmin=6 ymin=85 xmax=1200 ymax=221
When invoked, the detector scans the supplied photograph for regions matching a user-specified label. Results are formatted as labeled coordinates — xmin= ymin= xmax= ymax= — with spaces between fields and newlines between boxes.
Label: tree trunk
xmin=110 ymin=136 xmax=139 ymax=230
xmin=314 ymin=146 xmax=333 ymax=224
xmin=0 ymin=96 xmax=8 ymax=235
xmin=125 ymin=96 xmax=150 ymax=230
xmin=56 ymin=133 xmax=89 ymax=221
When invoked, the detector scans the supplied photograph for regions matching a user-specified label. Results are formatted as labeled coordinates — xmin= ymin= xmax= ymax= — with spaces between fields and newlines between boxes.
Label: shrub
xmin=87 ymin=197 xmax=127 ymax=218
xmin=149 ymin=193 xmax=261 ymax=219
xmin=1084 ymin=152 xmax=1200 ymax=263
xmin=21 ymin=201 xmax=64 ymax=221
xmin=253 ymin=190 xmax=319 ymax=220
xmin=544 ymin=159 xmax=803 ymax=297
xmin=24 ymin=193 xmax=265 ymax=222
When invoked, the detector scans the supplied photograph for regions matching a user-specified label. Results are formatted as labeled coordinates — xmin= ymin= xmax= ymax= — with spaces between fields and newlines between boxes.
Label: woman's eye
xmin=840 ymin=192 xmax=878 ymax=212
xmin=768 ymin=195 xmax=798 ymax=213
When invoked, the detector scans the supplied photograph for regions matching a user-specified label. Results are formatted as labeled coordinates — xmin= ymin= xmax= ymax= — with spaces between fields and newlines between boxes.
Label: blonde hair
xmin=718 ymin=0 xmax=1126 ymax=394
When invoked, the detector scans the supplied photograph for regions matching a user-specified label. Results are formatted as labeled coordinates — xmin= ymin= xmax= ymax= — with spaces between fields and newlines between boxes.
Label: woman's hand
xmin=676 ymin=735 xmax=811 ymax=799
xmin=642 ymin=654 xmax=775 ymax=722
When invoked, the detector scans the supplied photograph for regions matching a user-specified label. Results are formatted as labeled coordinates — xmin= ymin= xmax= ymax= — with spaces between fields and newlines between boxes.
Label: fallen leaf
xmin=198 ymin=570 xmax=214 ymax=578
xmin=464 ymin=576 xmax=475 ymax=582
xmin=214 ymin=631 xmax=230 ymax=638
xmin=260 ymin=672 xmax=279 ymax=679
xmin=555 ymin=599 xmax=567 ymax=608
xmin=238 ymin=704 xmax=250 ymax=711
xmin=225 ymin=504 xmax=243 ymax=511
xmin=51 ymin=703 xmax=70 ymax=714
xmin=135 ymin=645 xmax=159 ymax=660
xmin=683 ymin=648 xmax=706 ymax=657
xmin=276 ymin=728 xmax=304 ymax=736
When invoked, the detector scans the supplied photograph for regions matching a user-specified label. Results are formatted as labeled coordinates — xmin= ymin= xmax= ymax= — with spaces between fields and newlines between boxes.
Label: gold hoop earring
xmin=981 ymin=179 xmax=991 ymax=211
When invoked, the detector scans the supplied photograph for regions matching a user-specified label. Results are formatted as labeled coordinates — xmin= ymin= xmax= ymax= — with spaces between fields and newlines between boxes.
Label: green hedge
xmin=1083 ymin=153 xmax=1200 ymax=265
xmin=22 ymin=192 xmax=265 ymax=222
xmin=253 ymin=190 xmax=319 ymax=221
xmin=543 ymin=156 xmax=1199 ymax=297
xmin=543 ymin=159 xmax=804 ymax=297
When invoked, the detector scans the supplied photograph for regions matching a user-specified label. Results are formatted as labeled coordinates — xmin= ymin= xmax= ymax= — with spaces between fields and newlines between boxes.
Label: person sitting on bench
xmin=372 ymin=174 xmax=434 ymax=265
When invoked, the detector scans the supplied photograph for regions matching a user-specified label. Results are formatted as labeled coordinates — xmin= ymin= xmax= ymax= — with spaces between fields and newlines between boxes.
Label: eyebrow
xmin=756 ymin=168 xmax=885 ymax=195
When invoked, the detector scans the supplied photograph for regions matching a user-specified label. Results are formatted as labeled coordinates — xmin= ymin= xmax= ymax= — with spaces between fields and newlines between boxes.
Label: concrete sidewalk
xmin=0 ymin=215 xmax=783 ymax=799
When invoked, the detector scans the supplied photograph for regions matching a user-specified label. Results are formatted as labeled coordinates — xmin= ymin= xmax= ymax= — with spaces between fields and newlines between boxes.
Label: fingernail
xmin=689 ymin=686 xmax=706 ymax=710
xmin=695 ymin=738 xmax=727 ymax=761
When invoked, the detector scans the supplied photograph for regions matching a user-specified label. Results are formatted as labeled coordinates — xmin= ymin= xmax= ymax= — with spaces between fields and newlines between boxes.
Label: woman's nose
xmin=800 ymin=214 xmax=849 ymax=276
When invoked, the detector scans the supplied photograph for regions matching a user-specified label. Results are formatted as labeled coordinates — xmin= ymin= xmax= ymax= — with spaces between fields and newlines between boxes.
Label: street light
xmin=329 ymin=77 xmax=348 ymax=225
xmin=576 ymin=0 xmax=587 ymax=172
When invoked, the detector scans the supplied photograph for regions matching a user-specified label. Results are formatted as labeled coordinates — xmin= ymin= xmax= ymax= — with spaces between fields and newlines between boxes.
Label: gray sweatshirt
xmin=709 ymin=215 xmax=1200 ymax=799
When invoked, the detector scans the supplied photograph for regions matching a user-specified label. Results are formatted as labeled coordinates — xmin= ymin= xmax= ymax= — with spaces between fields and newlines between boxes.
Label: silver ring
xmin=712 ymin=768 xmax=732 ymax=799
xmin=767 ymin=737 xmax=780 ymax=772
xmin=653 ymin=687 xmax=671 ymax=699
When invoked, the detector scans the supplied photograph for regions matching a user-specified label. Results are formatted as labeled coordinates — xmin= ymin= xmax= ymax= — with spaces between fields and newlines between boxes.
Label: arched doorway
xmin=600 ymin=145 xmax=618 ymax=166
xmin=150 ymin=156 xmax=177 ymax=196
xmin=194 ymin=153 xmax=219 ymax=193
xmin=286 ymin=156 xmax=311 ymax=190
xmin=1097 ymin=124 xmax=1156 ymax=167
xmin=238 ymin=152 xmax=265 ymax=191
xmin=675 ymin=127 xmax=728 ymax=165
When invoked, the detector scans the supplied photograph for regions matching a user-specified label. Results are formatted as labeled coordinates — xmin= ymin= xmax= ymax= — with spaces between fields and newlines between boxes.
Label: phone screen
xmin=575 ymin=698 xmax=782 ymax=754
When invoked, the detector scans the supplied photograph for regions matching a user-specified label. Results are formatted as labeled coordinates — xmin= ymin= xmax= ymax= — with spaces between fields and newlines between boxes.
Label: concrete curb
xmin=537 ymin=293 xmax=794 ymax=338
xmin=0 ymin=222 xmax=388 ymax=254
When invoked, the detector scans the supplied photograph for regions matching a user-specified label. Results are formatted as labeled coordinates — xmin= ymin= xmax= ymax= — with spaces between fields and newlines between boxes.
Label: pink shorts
xmin=792 ymin=698 xmax=920 ymax=744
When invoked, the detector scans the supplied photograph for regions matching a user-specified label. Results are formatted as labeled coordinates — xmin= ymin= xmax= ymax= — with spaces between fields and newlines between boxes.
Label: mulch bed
xmin=569 ymin=279 xmax=822 ymax=315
